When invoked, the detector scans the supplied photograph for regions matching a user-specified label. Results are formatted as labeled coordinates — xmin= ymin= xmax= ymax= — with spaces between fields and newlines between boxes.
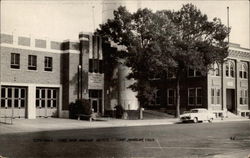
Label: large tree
xmin=96 ymin=4 xmax=229 ymax=117
xmin=97 ymin=6 xmax=177 ymax=106
xmin=156 ymin=4 xmax=229 ymax=117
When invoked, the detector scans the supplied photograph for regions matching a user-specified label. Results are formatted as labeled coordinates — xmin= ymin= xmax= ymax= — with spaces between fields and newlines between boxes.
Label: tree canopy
xmin=96 ymin=4 xmax=229 ymax=116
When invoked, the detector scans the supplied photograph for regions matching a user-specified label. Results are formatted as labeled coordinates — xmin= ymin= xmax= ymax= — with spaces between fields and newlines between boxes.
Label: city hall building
xmin=0 ymin=32 xmax=107 ymax=119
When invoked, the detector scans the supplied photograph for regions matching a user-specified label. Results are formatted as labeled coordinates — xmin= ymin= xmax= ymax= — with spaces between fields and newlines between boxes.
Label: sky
xmin=1 ymin=0 xmax=249 ymax=48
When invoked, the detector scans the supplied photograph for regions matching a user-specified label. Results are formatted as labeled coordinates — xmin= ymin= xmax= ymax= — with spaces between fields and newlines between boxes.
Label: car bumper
xmin=180 ymin=117 xmax=192 ymax=122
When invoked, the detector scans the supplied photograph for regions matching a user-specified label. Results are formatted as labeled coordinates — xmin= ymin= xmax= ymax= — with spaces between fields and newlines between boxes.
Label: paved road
xmin=0 ymin=121 xmax=250 ymax=158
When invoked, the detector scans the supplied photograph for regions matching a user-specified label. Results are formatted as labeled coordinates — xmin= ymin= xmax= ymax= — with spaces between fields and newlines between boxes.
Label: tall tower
xmin=102 ymin=0 xmax=141 ymax=110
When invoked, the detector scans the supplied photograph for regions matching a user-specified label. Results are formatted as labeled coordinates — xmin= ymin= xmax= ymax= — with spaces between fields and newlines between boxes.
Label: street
xmin=0 ymin=121 xmax=250 ymax=158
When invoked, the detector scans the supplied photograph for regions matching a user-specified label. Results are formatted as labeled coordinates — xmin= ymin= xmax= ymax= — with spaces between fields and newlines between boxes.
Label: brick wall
xmin=0 ymin=46 xmax=61 ymax=85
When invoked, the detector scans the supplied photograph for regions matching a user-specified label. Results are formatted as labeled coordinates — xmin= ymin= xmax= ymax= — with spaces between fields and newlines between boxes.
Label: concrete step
xmin=225 ymin=111 xmax=244 ymax=118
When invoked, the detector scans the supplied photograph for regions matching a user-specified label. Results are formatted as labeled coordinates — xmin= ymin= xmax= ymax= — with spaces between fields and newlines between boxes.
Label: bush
xmin=114 ymin=104 xmax=124 ymax=119
xmin=69 ymin=99 xmax=92 ymax=119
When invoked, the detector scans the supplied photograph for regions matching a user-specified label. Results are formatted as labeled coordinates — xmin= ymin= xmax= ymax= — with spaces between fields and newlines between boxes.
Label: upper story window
xmin=211 ymin=62 xmax=220 ymax=76
xmin=225 ymin=60 xmax=235 ymax=78
xmin=89 ymin=59 xmax=103 ymax=73
xmin=188 ymin=68 xmax=201 ymax=77
xmin=188 ymin=87 xmax=202 ymax=106
xmin=149 ymin=73 xmax=161 ymax=80
xmin=44 ymin=57 xmax=53 ymax=71
xmin=28 ymin=55 xmax=37 ymax=70
xmin=239 ymin=62 xmax=248 ymax=79
xmin=10 ymin=53 xmax=20 ymax=69
xmin=167 ymin=71 xmax=176 ymax=79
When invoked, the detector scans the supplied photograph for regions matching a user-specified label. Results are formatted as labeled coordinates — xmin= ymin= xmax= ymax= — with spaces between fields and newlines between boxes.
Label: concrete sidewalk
xmin=0 ymin=117 xmax=249 ymax=134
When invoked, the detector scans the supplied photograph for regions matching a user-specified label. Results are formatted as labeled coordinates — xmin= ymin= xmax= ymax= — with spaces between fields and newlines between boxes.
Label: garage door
xmin=36 ymin=88 xmax=58 ymax=118
xmin=0 ymin=87 xmax=26 ymax=118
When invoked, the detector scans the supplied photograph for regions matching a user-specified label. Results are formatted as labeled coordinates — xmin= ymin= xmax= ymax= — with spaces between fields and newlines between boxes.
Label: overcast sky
xmin=1 ymin=0 xmax=249 ymax=48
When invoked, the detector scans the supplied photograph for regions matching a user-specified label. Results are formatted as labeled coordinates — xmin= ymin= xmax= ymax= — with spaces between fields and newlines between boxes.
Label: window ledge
xmin=211 ymin=104 xmax=222 ymax=106
xmin=27 ymin=69 xmax=38 ymax=72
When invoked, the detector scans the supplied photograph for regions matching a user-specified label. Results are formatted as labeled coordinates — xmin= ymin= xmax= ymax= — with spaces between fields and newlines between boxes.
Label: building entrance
xmin=0 ymin=86 xmax=27 ymax=118
xmin=36 ymin=88 xmax=58 ymax=118
xmin=226 ymin=89 xmax=235 ymax=113
xmin=91 ymin=99 xmax=98 ymax=113
xmin=89 ymin=90 xmax=102 ymax=114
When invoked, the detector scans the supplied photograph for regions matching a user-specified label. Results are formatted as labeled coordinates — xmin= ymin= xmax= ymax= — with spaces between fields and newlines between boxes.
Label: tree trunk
xmin=176 ymin=75 xmax=180 ymax=118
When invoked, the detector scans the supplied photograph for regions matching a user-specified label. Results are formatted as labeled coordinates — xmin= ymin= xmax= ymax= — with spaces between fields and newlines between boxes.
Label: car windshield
xmin=190 ymin=110 xmax=199 ymax=113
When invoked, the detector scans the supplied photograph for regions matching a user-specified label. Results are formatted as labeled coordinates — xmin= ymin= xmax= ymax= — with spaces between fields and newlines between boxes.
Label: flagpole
xmin=227 ymin=6 xmax=230 ymax=43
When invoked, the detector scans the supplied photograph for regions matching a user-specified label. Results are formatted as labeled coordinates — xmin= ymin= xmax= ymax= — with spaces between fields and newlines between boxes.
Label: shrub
xmin=69 ymin=99 xmax=92 ymax=119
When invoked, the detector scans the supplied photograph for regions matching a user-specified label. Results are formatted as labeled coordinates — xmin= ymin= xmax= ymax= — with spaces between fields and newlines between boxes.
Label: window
xmin=36 ymin=88 xmax=57 ymax=108
xmin=28 ymin=55 xmax=37 ymax=70
xmin=240 ymin=89 xmax=248 ymax=105
xmin=188 ymin=68 xmax=195 ymax=77
xmin=89 ymin=59 xmax=103 ymax=73
xmin=239 ymin=62 xmax=248 ymax=79
xmin=167 ymin=71 xmax=176 ymax=79
xmin=188 ymin=88 xmax=202 ymax=106
xmin=1 ymin=87 xmax=26 ymax=109
xmin=44 ymin=57 xmax=53 ymax=71
xmin=188 ymin=68 xmax=201 ymax=77
xmin=211 ymin=89 xmax=215 ymax=104
xmin=167 ymin=89 xmax=176 ymax=105
xmin=150 ymin=89 xmax=161 ymax=106
xmin=211 ymin=88 xmax=221 ymax=105
xmin=149 ymin=73 xmax=161 ymax=80
xmin=226 ymin=60 xmax=235 ymax=78
xmin=196 ymin=88 xmax=202 ymax=105
xmin=216 ymin=89 xmax=221 ymax=104
xmin=10 ymin=53 xmax=20 ymax=69
xmin=211 ymin=62 xmax=220 ymax=76
xmin=188 ymin=88 xmax=195 ymax=105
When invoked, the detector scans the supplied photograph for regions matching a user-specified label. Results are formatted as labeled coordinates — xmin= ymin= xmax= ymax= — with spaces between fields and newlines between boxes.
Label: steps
xmin=225 ymin=111 xmax=244 ymax=119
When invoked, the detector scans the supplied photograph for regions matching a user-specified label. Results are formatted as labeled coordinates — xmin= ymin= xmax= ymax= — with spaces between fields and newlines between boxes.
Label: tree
xmin=156 ymin=4 xmax=229 ymax=117
xmin=96 ymin=6 xmax=177 ymax=107
xmin=96 ymin=4 xmax=229 ymax=117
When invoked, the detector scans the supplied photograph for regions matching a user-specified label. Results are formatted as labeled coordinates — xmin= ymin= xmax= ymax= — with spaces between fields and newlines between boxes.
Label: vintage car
xmin=180 ymin=108 xmax=215 ymax=123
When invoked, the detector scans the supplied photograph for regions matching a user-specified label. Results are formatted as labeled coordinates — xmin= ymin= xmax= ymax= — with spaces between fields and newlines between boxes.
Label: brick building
xmin=1 ymin=32 xmax=249 ymax=119
xmin=0 ymin=32 xmax=105 ymax=119
xmin=146 ymin=43 xmax=250 ymax=117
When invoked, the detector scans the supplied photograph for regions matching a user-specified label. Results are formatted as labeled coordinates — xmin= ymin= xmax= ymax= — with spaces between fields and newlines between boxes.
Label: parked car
xmin=180 ymin=108 xmax=215 ymax=123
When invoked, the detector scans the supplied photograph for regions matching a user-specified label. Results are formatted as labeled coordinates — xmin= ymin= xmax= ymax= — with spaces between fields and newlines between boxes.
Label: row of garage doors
xmin=0 ymin=86 xmax=58 ymax=118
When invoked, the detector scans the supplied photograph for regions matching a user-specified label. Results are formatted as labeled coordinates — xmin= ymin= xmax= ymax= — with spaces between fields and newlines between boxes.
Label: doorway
xmin=226 ymin=89 xmax=235 ymax=113
xmin=91 ymin=99 xmax=98 ymax=113
xmin=89 ymin=89 xmax=103 ymax=114
xmin=1 ymin=86 xmax=27 ymax=118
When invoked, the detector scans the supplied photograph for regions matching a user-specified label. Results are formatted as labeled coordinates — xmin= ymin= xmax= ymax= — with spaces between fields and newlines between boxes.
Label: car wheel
xmin=208 ymin=118 xmax=213 ymax=123
xmin=193 ymin=117 xmax=198 ymax=123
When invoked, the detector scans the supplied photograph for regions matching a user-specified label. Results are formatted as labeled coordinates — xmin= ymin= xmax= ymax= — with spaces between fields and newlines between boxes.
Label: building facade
xmin=0 ymin=32 xmax=105 ymax=119
xmin=1 ymin=32 xmax=249 ymax=119
xmin=146 ymin=43 xmax=250 ymax=117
